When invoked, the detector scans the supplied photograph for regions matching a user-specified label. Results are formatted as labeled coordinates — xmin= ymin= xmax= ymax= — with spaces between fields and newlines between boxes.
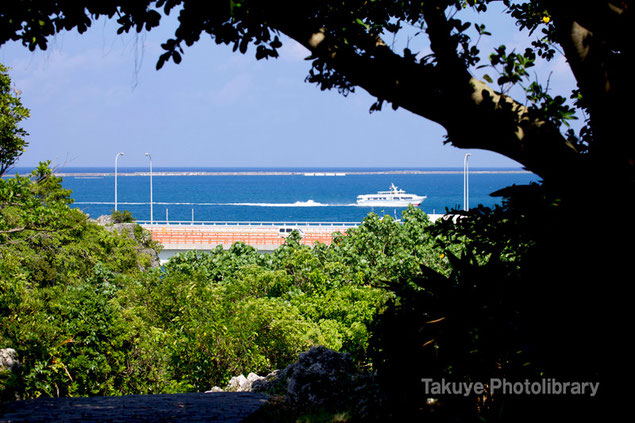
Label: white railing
xmin=137 ymin=220 xmax=359 ymax=228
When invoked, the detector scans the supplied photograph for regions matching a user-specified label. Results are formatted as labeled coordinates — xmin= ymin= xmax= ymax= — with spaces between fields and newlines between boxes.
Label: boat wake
xmin=223 ymin=200 xmax=330 ymax=207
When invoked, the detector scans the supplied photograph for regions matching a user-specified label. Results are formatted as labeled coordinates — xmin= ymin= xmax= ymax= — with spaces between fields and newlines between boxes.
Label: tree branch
xmin=0 ymin=226 xmax=25 ymax=234
xmin=273 ymin=8 xmax=579 ymax=181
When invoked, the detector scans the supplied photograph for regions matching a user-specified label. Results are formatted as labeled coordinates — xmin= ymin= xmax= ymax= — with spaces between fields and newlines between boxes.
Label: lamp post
xmin=463 ymin=153 xmax=471 ymax=211
xmin=145 ymin=153 xmax=153 ymax=224
xmin=115 ymin=152 xmax=124 ymax=211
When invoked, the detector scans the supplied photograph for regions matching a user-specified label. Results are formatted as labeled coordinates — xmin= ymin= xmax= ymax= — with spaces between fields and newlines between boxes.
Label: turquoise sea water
xmin=12 ymin=167 xmax=540 ymax=223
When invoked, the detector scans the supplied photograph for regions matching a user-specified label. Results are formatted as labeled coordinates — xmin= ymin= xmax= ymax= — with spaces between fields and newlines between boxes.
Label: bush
xmin=0 ymin=164 xmax=170 ymax=398
xmin=111 ymin=209 xmax=135 ymax=223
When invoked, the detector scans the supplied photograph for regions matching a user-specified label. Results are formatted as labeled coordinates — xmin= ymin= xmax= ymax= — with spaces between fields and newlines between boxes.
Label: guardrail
xmin=145 ymin=226 xmax=344 ymax=247
xmin=149 ymin=232 xmax=337 ymax=246
xmin=138 ymin=220 xmax=359 ymax=228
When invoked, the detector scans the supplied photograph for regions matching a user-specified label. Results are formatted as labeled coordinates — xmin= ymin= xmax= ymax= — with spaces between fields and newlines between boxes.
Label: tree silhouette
xmin=1 ymin=1 xmax=633 ymax=192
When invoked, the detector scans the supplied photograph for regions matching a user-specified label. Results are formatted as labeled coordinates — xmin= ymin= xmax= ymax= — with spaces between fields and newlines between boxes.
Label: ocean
xmin=11 ymin=167 xmax=540 ymax=223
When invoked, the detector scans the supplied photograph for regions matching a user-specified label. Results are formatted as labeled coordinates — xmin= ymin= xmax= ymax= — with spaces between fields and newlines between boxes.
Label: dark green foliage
xmin=367 ymin=184 xmax=610 ymax=421
xmin=0 ymin=163 xmax=174 ymax=398
xmin=370 ymin=237 xmax=536 ymax=420
xmin=111 ymin=209 xmax=135 ymax=223
xmin=122 ymin=209 xmax=444 ymax=388
xmin=13 ymin=282 xmax=131 ymax=397
xmin=0 ymin=164 xmax=154 ymax=284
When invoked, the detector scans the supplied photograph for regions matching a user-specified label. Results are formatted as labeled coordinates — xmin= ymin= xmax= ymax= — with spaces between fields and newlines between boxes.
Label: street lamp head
xmin=145 ymin=152 xmax=150 ymax=157
xmin=117 ymin=152 xmax=124 ymax=156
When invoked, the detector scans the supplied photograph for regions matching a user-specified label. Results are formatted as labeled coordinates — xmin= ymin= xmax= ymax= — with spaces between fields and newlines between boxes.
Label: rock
xmin=251 ymin=370 xmax=279 ymax=393
xmin=1 ymin=348 xmax=22 ymax=401
xmin=138 ymin=247 xmax=161 ymax=267
xmin=202 ymin=348 xmax=386 ymax=420
xmin=224 ymin=373 xmax=265 ymax=392
xmin=104 ymin=222 xmax=137 ymax=237
xmin=206 ymin=372 xmax=268 ymax=393
xmin=247 ymin=372 xmax=264 ymax=385
xmin=208 ymin=348 xmax=387 ymax=420
xmin=226 ymin=374 xmax=248 ymax=392
xmin=223 ymin=347 xmax=359 ymax=402
xmin=94 ymin=215 xmax=115 ymax=226
xmin=0 ymin=348 xmax=20 ymax=372
xmin=277 ymin=346 xmax=357 ymax=407
xmin=255 ymin=346 xmax=386 ymax=419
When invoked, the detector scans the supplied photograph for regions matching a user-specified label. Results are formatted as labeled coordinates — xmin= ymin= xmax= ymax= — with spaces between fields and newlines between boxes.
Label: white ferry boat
xmin=356 ymin=183 xmax=426 ymax=207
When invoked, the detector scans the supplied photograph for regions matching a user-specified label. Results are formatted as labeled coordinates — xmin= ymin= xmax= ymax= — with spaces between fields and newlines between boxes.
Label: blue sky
xmin=0 ymin=6 xmax=577 ymax=169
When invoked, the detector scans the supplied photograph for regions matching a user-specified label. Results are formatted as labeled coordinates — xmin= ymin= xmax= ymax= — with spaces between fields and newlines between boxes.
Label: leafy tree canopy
xmin=1 ymin=1 xmax=633 ymax=188
xmin=0 ymin=63 xmax=29 ymax=177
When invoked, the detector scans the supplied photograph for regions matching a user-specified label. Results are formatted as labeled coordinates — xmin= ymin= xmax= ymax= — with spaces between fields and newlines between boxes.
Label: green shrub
xmin=110 ymin=209 xmax=135 ymax=223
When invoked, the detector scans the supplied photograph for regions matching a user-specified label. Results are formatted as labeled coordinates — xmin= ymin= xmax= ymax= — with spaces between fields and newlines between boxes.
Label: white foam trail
xmin=223 ymin=200 xmax=328 ymax=207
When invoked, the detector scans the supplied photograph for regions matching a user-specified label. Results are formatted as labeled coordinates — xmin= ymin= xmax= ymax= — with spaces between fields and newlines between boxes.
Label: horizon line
xmin=10 ymin=165 xmax=527 ymax=170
